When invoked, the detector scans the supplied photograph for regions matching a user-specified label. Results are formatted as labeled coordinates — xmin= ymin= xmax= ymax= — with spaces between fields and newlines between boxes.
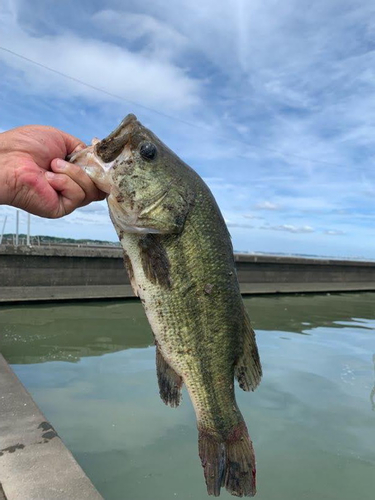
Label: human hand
xmin=0 ymin=125 xmax=105 ymax=218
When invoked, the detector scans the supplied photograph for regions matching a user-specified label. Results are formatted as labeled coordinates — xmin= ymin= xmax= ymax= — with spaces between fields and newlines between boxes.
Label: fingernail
xmin=56 ymin=159 xmax=67 ymax=170
xmin=45 ymin=171 xmax=56 ymax=180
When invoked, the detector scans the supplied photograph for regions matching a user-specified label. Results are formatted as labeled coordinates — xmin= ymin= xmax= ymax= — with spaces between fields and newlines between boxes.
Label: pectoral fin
xmin=139 ymin=234 xmax=172 ymax=289
xmin=235 ymin=311 xmax=262 ymax=391
xmin=156 ymin=346 xmax=183 ymax=408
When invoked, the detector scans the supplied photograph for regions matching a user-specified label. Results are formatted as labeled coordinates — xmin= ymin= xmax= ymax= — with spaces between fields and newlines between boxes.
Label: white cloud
xmin=63 ymin=201 xmax=112 ymax=226
xmin=243 ymin=214 xmax=264 ymax=220
xmin=325 ymin=229 xmax=346 ymax=236
xmin=92 ymin=10 xmax=188 ymax=62
xmin=0 ymin=4 xmax=202 ymax=112
xmin=77 ymin=201 xmax=107 ymax=214
xmin=64 ymin=209 xmax=110 ymax=226
xmin=254 ymin=201 xmax=283 ymax=211
xmin=262 ymin=224 xmax=315 ymax=234
xmin=269 ymin=195 xmax=338 ymax=214
xmin=226 ymin=222 xmax=254 ymax=229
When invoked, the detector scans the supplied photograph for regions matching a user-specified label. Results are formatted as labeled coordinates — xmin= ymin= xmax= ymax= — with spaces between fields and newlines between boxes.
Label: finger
xmin=71 ymin=142 xmax=87 ymax=155
xmin=59 ymin=131 xmax=87 ymax=156
xmin=45 ymin=171 xmax=86 ymax=217
xmin=50 ymin=158 xmax=104 ymax=205
xmin=64 ymin=143 xmax=87 ymax=162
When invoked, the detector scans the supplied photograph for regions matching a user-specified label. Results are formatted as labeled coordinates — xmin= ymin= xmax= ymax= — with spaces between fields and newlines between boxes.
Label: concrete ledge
xmin=234 ymin=253 xmax=375 ymax=267
xmin=240 ymin=281 xmax=375 ymax=294
xmin=0 ymin=354 xmax=103 ymax=500
xmin=0 ymin=245 xmax=121 ymax=259
xmin=1 ymin=282 xmax=375 ymax=303
xmin=0 ymin=285 xmax=134 ymax=302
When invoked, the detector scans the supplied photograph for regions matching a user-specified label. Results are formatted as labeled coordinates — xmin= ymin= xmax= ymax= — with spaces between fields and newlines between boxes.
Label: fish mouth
xmin=68 ymin=145 xmax=114 ymax=194
xmin=95 ymin=113 xmax=138 ymax=163
xmin=67 ymin=114 xmax=139 ymax=194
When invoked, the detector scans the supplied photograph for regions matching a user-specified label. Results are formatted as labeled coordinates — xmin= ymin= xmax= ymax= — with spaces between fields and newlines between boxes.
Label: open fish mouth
xmin=67 ymin=114 xmax=138 ymax=194
xmin=66 ymin=142 xmax=114 ymax=194
xmin=94 ymin=114 xmax=137 ymax=163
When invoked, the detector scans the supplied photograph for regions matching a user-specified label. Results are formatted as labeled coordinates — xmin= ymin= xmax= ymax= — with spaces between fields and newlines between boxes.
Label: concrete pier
xmin=1 ymin=245 xmax=375 ymax=302
xmin=0 ymin=354 xmax=103 ymax=500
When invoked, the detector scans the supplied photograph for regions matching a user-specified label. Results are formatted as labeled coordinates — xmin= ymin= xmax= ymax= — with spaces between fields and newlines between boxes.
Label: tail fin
xmin=198 ymin=422 xmax=256 ymax=497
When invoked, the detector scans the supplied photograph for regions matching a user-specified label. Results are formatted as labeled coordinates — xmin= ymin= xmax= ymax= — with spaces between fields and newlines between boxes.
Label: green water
xmin=1 ymin=294 xmax=374 ymax=500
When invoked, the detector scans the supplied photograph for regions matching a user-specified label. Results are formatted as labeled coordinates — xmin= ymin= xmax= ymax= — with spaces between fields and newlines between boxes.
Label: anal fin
xmin=156 ymin=346 xmax=183 ymax=407
xmin=235 ymin=311 xmax=262 ymax=391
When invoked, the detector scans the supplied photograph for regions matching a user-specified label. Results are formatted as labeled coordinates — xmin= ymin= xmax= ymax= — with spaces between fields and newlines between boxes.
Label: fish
xmin=68 ymin=114 xmax=262 ymax=497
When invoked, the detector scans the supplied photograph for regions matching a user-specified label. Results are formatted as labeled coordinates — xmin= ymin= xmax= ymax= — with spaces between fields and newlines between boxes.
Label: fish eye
xmin=140 ymin=142 xmax=157 ymax=160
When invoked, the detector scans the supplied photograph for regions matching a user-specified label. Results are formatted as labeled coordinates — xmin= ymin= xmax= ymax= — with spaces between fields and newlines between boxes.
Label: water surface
xmin=1 ymin=293 xmax=375 ymax=500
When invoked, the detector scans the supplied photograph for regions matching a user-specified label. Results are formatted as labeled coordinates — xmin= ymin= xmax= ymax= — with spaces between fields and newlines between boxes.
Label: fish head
xmin=69 ymin=114 xmax=194 ymax=235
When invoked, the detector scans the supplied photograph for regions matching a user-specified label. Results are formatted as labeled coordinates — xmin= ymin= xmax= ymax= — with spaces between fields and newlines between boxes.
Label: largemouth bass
xmin=69 ymin=115 xmax=262 ymax=497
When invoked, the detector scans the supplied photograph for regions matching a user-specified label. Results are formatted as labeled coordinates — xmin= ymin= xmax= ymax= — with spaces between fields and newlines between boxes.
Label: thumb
xmin=64 ymin=143 xmax=87 ymax=162
xmin=59 ymin=130 xmax=87 ymax=157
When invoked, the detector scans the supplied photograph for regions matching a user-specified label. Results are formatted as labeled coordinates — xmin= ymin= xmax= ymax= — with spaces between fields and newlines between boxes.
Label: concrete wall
xmin=1 ymin=245 xmax=375 ymax=302
xmin=0 ymin=245 xmax=126 ymax=287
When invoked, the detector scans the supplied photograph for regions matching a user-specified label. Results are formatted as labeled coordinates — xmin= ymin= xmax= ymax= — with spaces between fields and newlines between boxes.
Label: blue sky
xmin=1 ymin=0 xmax=375 ymax=258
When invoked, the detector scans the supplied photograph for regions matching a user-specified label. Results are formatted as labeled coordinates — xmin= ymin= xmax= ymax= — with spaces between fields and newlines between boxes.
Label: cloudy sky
xmin=1 ymin=0 xmax=375 ymax=258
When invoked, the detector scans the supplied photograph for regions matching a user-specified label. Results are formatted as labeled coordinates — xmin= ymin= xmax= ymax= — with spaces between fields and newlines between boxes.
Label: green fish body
xmin=69 ymin=115 xmax=262 ymax=497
